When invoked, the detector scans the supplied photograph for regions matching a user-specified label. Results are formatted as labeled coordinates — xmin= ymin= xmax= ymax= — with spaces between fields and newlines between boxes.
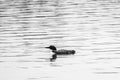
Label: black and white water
xmin=0 ymin=0 xmax=120 ymax=80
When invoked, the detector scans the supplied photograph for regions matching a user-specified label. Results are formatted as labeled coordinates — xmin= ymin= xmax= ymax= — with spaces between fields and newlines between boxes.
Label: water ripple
xmin=0 ymin=0 xmax=120 ymax=80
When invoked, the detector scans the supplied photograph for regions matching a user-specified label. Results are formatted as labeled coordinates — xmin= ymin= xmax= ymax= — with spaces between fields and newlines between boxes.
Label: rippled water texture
xmin=0 ymin=0 xmax=120 ymax=80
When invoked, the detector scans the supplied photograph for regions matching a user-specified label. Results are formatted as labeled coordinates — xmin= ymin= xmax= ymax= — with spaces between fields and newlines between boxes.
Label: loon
xmin=45 ymin=45 xmax=75 ymax=55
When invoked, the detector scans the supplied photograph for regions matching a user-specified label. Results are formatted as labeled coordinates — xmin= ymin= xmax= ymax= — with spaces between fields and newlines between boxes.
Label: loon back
xmin=52 ymin=49 xmax=75 ymax=55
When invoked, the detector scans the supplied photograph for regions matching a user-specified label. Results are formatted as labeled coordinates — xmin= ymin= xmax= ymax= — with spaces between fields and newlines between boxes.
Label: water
xmin=0 ymin=0 xmax=120 ymax=80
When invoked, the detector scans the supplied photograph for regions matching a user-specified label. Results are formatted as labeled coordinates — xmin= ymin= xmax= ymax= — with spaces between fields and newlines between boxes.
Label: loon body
xmin=45 ymin=45 xmax=75 ymax=61
xmin=52 ymin=49 xmax=75 ymax=55
xmin=45 ymin=45 xmax=75 ymax=55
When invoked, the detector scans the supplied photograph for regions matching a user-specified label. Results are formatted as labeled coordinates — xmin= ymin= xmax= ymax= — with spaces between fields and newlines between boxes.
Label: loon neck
xmin=52 ymin=50 xmax=57 ymax=52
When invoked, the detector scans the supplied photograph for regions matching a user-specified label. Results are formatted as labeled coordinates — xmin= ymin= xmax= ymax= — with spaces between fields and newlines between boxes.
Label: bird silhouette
xmin=45 ymin=45 xmax=75 ymax=55
xmin=45 ymin=45 xmax=75 ymax=61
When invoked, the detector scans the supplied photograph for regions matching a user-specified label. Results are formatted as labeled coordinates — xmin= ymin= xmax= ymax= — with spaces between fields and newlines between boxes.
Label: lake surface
xmin=0 ymin=0 xmax=120 ymax=80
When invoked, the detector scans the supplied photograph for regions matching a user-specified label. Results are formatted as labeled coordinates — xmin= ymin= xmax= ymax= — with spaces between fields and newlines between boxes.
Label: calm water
xmin=0 ymin=0 xmax=120 ymax=80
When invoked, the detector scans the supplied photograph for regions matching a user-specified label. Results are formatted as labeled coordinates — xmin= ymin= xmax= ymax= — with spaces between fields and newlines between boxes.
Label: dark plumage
xmin=45 ymin=45 xmax=75 ymax=55
xmin=45 ymin=45 xmax=57 ymax=50
xmin=45 ymin=45 xmax=75 ymax=61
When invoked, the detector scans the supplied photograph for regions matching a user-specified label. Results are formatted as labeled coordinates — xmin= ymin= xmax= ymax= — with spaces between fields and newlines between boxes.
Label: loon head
xmin=45 ymin=45 xmax=57 ymax=51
